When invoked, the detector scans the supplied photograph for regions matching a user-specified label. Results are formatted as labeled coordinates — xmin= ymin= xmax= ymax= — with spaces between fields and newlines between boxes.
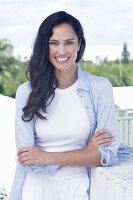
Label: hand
xmin=84 ymin=129 xmax=114 ymax=151
xmin=17 ymin=146 xmax=52 ymax=166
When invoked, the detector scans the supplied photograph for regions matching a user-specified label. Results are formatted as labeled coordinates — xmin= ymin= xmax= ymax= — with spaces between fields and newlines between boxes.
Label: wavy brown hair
xmin=22 ymin=11 xmax=86 ymax=122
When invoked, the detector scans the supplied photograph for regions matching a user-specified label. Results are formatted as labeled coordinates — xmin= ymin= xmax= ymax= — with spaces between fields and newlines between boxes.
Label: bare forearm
xmin=51 ymin=149 xmax=101 ymax=167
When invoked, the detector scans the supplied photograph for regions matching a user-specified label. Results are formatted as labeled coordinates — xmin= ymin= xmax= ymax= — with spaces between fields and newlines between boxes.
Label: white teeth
xmin=56 ymin=57 xmax=69 ymax=61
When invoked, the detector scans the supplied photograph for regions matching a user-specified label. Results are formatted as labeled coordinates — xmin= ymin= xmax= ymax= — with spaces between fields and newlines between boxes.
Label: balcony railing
xmin=116 ymin=109 xmax=133 ymax=146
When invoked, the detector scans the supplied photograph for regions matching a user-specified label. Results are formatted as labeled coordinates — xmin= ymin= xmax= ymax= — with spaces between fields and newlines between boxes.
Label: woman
xmin=9 ymin=11 xmax=119 ymax=200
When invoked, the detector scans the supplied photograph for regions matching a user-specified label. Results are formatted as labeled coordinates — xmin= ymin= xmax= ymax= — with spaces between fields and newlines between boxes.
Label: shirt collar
xmin=76 ymin=64 xmax=90 ymax=92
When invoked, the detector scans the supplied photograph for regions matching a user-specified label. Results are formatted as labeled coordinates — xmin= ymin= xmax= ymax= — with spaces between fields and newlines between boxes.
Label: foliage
xmin=0 ymin=39 xmax=133 ymax=98
xmin=79 ymin=61 xmax=133 ymax=87
xmin=121 ymin=43 xmax=130 ymax=64
xmin=0 ymin=39 xmax=28 ymax=97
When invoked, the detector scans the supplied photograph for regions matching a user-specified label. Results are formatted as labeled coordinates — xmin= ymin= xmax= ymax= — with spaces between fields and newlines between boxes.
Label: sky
xmin=0 ymin=0 xmax=133 ymax=62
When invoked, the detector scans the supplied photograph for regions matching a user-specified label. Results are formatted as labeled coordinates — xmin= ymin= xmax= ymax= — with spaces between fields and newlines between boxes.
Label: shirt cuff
xmin=97 ymin=146 xmax=119 ymax=167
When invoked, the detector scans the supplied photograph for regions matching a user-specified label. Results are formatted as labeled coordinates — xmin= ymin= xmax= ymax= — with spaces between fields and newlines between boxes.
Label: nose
xmin=58 ymin=45 xmax=66 ymax=55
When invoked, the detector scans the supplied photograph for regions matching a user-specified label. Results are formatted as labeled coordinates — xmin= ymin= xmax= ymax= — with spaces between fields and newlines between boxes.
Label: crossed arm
xmin=18 ymin=129 xmax=114 ymax=167
xmin=16 ymin=79 xmax=118 ymax=170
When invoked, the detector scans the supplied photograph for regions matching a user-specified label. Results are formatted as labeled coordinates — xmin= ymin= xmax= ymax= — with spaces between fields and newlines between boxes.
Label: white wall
xmin=0 ymin=95 xmax=16 ymax=197
xmin=90 ymin=144 xmax=133 ymax=200
xmin=113 ymin=86 xmax=133 ymax=109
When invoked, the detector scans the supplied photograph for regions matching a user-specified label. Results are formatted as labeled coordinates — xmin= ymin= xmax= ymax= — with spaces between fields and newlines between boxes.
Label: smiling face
xmin=49 ymin=23 xmax=81 ymax=73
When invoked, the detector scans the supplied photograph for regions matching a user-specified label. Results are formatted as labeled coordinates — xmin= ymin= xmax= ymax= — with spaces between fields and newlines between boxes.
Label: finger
xmin=17 ymin=148 xmax=28 ymax=156
xmin=21 ymin=160 xmax=31 ymax=166
xmin=19 ymin=155 xmax=29 ymax=165
xmin=17 ymin=147 xmax=31 ymax=156
xmin=98 ymin=137 xmax=114 ymax=145
xmin=95 ymin=129 xmax=109 ymax=137
xmin=99 ymin=141 xmax=112 ymax=147
xmin=19 ymin=152 xmax=29 ymax=159
xmin=97 ymin=134 xmax=114 ymax=140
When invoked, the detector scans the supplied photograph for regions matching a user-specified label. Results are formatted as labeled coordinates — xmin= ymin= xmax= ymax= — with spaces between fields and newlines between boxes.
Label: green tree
xmin=79 ymin=60 xmax=133 ymax=87
xmin=121 ymin=43 xmax=130 ymax=64
xmin=0 ymin=39 xmax=27 ymax=97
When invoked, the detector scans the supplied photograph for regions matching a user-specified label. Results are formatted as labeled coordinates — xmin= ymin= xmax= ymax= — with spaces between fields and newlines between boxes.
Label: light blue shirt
xmin=9 ymin=65 xmax=120 ymax=200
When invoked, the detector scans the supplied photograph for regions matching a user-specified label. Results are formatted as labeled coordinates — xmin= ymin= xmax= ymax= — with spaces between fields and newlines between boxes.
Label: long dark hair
xmin=22 ymin=11 xmax=86 ymax=122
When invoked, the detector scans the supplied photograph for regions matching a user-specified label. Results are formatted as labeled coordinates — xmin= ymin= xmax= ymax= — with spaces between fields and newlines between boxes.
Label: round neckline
xmin=55 ymin=79 xmax=78 ymax=94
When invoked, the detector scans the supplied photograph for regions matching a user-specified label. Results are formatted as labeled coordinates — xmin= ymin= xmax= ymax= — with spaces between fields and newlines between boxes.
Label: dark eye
xmin=66 ymin=41 xmax=73 ymax=45
xmin=49 ymin=42 xmax=58 ymax=46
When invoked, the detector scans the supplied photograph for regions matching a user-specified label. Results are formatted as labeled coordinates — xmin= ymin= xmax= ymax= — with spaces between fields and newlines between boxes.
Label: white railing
xmin=116 ymin=109 xmax=133 ymax=146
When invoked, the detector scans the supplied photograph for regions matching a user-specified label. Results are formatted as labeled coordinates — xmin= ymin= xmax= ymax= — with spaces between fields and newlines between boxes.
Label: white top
xmin=35 ymin=79 xmax=90 ymax=179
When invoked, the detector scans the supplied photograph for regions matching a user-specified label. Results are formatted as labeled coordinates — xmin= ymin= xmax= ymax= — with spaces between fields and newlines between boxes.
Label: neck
xmin=55 ymin=64 xmax=78 ymax=89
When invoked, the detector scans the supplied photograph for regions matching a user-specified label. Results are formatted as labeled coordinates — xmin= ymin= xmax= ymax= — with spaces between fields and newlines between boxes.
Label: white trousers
xmin=22 ymin=172 xmax=89 ymax=200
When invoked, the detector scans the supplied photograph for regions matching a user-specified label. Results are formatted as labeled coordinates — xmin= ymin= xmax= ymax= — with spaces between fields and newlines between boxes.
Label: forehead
xmin=50 ymin=23 xmax=77 ymax=39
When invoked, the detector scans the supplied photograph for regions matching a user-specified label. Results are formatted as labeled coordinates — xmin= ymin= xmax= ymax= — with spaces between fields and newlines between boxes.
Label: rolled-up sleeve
xmin=96 ymin=79 xmax=120 ymax=166
xmin=15 ymin=83 xmax=59 ymax=175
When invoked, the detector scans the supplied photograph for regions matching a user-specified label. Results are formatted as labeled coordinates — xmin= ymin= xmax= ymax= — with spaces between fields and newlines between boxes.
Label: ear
xmin=78 ymin=39 xmax=82 ymax=51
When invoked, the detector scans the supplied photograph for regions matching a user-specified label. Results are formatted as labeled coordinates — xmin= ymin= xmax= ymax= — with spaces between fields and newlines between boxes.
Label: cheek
xmin=69 ymin=46 xmax=78 ymax=56
xmin=49 ymin=47 xmax=55 ymax=58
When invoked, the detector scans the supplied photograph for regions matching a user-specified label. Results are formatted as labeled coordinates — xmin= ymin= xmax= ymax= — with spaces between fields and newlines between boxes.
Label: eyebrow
xmin=49 ymin=38 xmax=75 ymax=42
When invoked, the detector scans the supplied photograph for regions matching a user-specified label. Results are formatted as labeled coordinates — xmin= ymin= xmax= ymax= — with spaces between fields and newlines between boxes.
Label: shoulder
xmin=16 ymin=80 xmax=31 ymax=99
xmin=86 ymin=71 xmax=111 ymax=87
xmin=83 ymin=70 xmax=112 ymax=91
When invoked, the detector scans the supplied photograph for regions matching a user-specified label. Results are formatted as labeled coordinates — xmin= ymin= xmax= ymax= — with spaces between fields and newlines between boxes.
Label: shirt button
xmin=102 ymin=146 xmax=106 ymax=150
xmin=86 ymin=106 xmax=89 ymax=110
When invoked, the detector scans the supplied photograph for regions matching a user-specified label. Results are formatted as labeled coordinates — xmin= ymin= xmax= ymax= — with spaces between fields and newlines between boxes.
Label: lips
xmin=55 ymin=57 xmax=70 ymax=62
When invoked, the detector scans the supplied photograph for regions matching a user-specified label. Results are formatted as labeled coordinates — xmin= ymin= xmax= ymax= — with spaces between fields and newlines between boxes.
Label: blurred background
xmin=0 ymin=0 xmax=133 ymax=198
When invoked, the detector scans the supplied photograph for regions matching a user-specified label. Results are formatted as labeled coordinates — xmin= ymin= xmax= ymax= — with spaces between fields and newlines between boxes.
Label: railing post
xmin=115 ymin=108 xmax=133 ymax=146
